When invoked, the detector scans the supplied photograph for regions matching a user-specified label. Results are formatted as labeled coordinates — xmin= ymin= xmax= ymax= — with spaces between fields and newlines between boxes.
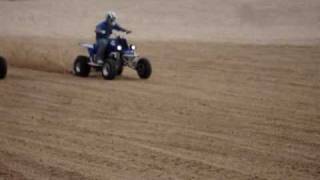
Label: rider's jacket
xmin=95 ymin=20 xmax=126 ymax=40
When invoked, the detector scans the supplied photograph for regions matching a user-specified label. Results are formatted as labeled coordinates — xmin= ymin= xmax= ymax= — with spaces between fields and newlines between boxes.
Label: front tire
xmin=0 ymin=56 xmax=7 ymax=79
xmin=102 ymin=59 xmax=116 ymax=80
xmin=136 ymin=58 xmax=152 ymax=79
xmin=74 ymin=56 xmax=90 ymax=77
xmin=116 ymin=59 xmax=124 ymax=76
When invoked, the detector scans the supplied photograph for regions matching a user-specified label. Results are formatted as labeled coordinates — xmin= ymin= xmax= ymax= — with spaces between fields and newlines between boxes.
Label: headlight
xmin=131 ymin=45 xmax=136 ymax=50
xmin=117 ymin=45 xmax=122 ymax=51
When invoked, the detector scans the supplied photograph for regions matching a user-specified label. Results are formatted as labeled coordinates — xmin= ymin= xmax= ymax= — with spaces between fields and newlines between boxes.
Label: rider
xmin=95 ymin=11 xmax=131 ymax=64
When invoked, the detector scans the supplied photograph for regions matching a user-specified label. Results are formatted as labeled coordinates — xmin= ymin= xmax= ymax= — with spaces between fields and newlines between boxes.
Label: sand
xmin=0 ymin=0 xmax=319 ymax=179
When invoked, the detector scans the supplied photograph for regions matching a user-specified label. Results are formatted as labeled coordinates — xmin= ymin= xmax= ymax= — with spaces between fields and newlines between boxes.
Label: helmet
xmin=106 ymin=11 xmax=117 ymax=22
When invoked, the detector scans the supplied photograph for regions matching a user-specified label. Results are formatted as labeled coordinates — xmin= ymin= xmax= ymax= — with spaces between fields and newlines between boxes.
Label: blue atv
xmin=0 ymin=56 xmax=7 ymax=79
xmin=73 ymin=35 xmax=152 ymax=80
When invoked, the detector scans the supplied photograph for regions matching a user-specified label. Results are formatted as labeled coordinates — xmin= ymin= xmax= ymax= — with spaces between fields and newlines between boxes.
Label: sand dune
xmin=0 ymin=0 xmax=320 ymax=180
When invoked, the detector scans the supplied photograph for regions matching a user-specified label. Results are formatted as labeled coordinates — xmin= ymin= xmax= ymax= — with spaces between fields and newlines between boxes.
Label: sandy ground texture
xmin=1 ymin=40 xmax=320 ymax=179
xmin=0 ymin=0 xmax=320 ymax=179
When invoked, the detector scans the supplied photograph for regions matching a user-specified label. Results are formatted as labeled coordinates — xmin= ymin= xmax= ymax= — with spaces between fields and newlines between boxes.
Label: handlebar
xmin=95 ymin=30 xmax=132 ymax=35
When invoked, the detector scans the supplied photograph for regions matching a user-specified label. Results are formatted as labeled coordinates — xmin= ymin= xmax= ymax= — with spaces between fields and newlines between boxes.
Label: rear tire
xmin=74 ymin=56 xmax=90 ymax=77
xmin=102 ymin=59 xmax=116 ymax=80
xmin=0 ymin=56 xmax=7 ymax=79
xmin=136 ymin=58 xmax=152 ymax=79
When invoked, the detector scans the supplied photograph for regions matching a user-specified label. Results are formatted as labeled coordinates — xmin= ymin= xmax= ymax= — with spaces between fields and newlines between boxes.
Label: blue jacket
xmin=95 ymin=20 xmax=126 ymax=40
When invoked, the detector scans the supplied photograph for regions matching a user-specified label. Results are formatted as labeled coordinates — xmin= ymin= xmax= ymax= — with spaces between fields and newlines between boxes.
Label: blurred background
xmin=0 ymin=0 xmax=319 ymax=44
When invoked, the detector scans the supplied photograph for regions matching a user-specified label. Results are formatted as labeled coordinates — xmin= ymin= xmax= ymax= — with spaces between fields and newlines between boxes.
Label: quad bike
xmin=0 ymin=56 xmax=7 ymax=79
xmin=74 ymin=34 xmax=152 ymax=80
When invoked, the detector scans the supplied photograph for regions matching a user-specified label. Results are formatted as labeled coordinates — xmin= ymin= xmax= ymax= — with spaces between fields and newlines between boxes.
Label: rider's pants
xmin=96 ymin=38 xmax=109 ymax=61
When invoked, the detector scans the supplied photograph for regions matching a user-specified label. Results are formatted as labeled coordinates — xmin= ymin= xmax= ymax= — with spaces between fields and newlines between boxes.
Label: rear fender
xmin=80 ymin=43 xmax=96 ymax=59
